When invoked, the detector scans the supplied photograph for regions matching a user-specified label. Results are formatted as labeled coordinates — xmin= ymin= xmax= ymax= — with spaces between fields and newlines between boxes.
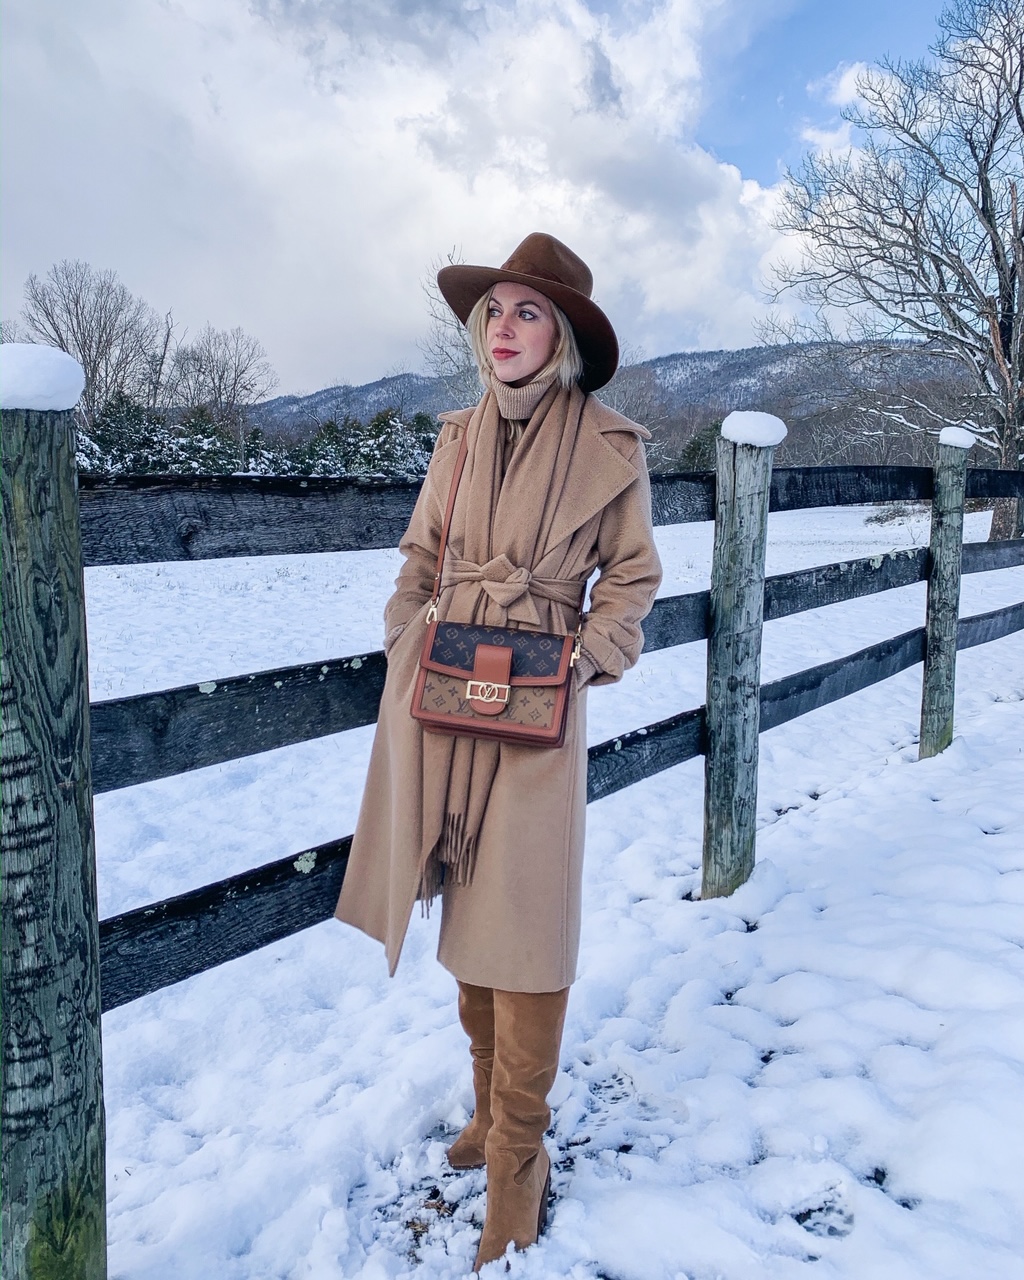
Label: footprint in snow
xmin=791 ymin=1186 xmax=854 ymax=1238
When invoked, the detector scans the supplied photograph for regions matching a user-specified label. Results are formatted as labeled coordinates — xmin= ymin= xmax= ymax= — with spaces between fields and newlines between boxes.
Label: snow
xmin=0 ymin=342 xmax=84 ymax=410
xmin=939 ymin=426 xmax=976 ymax=450
xmin=87 ymin=504 xmax=1024 ymax=1279
xmin=722 ymin=410 xmax=788 ymax=448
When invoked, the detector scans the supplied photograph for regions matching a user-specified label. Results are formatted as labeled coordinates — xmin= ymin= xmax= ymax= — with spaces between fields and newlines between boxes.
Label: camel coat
xmin=335 ymin=392 xmax=662 ymax=991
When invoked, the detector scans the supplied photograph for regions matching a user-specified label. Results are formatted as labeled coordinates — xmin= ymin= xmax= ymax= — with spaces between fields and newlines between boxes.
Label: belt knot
xmin=442 ymin=555 xmax=585 ymax=627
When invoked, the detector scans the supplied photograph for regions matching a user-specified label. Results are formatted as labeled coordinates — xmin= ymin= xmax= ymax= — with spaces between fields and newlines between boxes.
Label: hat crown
xmin=500 ymin=233 xmax=594 ymax=301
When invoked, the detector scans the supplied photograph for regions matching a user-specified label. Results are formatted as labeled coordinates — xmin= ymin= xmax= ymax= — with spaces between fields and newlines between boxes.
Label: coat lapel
xmin=435 ymin=399 xmax=647 ymax=562
xmin=543 ymin=403 xmax=643 ymax=554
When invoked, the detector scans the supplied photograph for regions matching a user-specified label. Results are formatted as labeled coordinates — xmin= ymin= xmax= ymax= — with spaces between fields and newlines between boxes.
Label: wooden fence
xmin=3 ymin=407 xmax=1024 ymax=1280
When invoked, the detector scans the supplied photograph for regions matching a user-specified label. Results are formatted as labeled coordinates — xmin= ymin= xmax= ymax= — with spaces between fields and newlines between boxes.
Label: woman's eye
xmin=520 ymin=309 xmax=537 ymax=321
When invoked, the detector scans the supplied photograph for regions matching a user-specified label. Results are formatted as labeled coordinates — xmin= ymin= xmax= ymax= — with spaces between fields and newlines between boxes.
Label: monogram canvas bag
xmin=410 ymin=432 xmax=581 ymax=748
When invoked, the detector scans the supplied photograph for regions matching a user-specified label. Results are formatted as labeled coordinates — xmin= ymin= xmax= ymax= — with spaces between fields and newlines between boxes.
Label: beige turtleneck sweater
xmin=490 ymin=371 xmax=556 ymax=422
xmin=489 ymin=372 xmax=556 ymax=473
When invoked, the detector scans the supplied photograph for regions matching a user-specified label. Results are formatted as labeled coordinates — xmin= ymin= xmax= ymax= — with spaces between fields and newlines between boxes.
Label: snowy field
xmin=90 ymin=504 xmax=1024 ymax=1280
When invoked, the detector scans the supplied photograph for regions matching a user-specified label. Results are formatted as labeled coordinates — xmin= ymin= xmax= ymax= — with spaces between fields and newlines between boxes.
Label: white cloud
xmin=798 ymin=59 xmax=865 ymax=158
xmin=1 ymin=0 xmax=790 ymax=393
xmin=808 ymin=60 xmax=867 ymax=108
xmin=800 ymin=120 xmax=854 ymax=151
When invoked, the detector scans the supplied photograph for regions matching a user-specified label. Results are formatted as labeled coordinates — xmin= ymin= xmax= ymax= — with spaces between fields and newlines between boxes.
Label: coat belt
xmin=442 ymin=554 xmax=585 ymax=627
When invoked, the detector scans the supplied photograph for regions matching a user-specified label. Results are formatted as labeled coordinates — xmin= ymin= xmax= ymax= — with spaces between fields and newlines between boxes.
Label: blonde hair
xmin=466 ymin=285 xmax=584 ymax=390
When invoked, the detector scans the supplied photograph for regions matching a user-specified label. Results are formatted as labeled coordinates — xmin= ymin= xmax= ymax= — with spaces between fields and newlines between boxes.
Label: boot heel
xmin=537 ymin=1164 xmax=552 ymax=1235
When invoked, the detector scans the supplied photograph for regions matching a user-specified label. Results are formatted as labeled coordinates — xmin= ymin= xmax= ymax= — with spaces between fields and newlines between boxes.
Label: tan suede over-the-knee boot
xmin=447 ymin=982 xmax=495 ymax=1170
xmin=473 ymin=986 xmax=569 ymax=1272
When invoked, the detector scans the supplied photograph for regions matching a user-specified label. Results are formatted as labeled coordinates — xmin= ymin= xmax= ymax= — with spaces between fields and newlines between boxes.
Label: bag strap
xmin=426 ymin=429 xmax=470 ymax=623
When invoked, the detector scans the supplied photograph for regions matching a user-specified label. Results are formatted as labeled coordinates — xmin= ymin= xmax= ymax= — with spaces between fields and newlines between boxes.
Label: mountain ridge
xmin=252 ymin=340 xmax=949 ymax=438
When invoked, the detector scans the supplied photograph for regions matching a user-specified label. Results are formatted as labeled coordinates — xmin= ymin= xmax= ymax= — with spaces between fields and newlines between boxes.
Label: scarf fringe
xmin=417 ymin=811 xmax=478 ymax=914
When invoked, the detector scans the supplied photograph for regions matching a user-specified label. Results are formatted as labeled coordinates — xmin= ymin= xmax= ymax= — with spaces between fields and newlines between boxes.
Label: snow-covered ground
xmin=91 ymin=505 xmax=1024 ymax=1279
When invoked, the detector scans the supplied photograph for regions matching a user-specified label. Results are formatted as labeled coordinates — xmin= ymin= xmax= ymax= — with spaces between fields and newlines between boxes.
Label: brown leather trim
xmin=417 ymin=621 xmax=574 ymax=685
xmin=411 ymin=666 xmax=571 ymax=748
xmin=467 ymin=644 xmax=513 ymax=715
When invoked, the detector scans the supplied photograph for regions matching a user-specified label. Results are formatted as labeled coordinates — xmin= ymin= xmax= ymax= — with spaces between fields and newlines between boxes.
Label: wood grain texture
xmin=649 ymin=472 xmax=715 ymax=524
xmin=90 ymin=651 xmax=386 ymax=794
xmin=920 ymin=444 xmax=969 ymax=758
xmin=640 ymin=540 xmax=1002 ymax=659
xmin=759 ymin=628 xmax=927 ymax=733
xmin=763 ymin=547 xmax=928 ymax=621
xmin=640 ymin=591 xmax=710 ymax=651
xmin=586 ymin=707 xmax=705 ymax=804
xmin=965 ymin=468 xmax=1024 ymax=500
xmin=78 ymin=473 xmax=421 ymax=564
xmin=769 ymin=465 xmax=933 ymax=510
xmin=75 ymin=467 xmax=1024 ymax=567
xmin=2 ymin=410 xmax=107 ymax=1280
xmin=84 ymin=456 xmax=1024 ymax=1004
xmin=957 ymin=599 xmax=1024 ymax=649
xmin=99 ymin=704 xmax=709 ymax=1010
xmin=99 ymin=838 xmax=350 ymax=1012
xmin=961 ymin=537 xmax=1024 ymax=573
xmin=702 ymin=437 xmax=774 ymax=899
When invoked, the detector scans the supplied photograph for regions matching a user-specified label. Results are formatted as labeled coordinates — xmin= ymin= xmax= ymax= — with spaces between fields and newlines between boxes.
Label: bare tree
xmin=0 ymin=317 xmax=26 ymax=343
xmin=378 ymin=360 xmax=415 ymax=419
xmin=595 ymin=342 xmax=672 ymax=467
xmin=167 ymin=324 xmax=278 ymax=469
xmin=420 ymin=250 xmax=484 ymax=409
xmin=596 ymin=343 xmax=663 ymax=422
xmin=770 ymin=0 xmax=1024 ymax=536
xmin=21 ymin=260 xmax=172 ymax=425
xmin=141 ymin=310 xmax=176 ymax=413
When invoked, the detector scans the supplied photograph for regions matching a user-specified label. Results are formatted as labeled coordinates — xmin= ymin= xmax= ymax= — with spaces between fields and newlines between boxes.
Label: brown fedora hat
xmin=437 ymin=232 xmax=619 ymax=392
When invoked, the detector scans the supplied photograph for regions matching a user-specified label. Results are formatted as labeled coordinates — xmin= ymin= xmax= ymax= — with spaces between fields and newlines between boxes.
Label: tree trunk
xmin=987 ymin=426 xmax=1023 ymax=540
xmin=988 ymin=494 xmax=1021 ymax=539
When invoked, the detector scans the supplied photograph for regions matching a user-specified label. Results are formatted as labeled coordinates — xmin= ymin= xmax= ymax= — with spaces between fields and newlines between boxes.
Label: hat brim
xmin=437 ymin=264 xmax=619 ymax=393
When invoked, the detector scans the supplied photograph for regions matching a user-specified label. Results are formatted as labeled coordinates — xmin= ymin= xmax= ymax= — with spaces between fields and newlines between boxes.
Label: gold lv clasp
xmin=466 ymin=680 xmax=511 ymax=705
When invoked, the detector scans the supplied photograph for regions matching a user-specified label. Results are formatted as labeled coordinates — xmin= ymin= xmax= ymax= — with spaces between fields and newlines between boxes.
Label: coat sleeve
xmin=578 ymin=437 xmax=662 ymax=686
xmin=382 ymin=421 xmax=461 ymax=652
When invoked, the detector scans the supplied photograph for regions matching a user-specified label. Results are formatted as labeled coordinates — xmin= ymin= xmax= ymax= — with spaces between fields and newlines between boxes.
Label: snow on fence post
xmin=919 ymin=427 xmax=975 ymax=759
xmin=702 ymin=412 xmax=787 ymax=899
xmin=1 ymin=347 xmax=108 ymax=1279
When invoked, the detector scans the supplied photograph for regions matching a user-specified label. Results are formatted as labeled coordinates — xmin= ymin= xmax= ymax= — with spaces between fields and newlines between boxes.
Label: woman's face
xmin=486 ymin=281 xmax=559 ymax=386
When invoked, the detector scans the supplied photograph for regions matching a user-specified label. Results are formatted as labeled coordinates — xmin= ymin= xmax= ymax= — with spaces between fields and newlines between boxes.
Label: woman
xmin=336 ymin=232 xmax=662 ymax=1271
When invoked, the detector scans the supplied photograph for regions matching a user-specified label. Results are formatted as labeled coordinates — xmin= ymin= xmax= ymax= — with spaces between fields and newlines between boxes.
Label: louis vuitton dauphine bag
xmin=410 ymin=432 xmax=581 ymax=748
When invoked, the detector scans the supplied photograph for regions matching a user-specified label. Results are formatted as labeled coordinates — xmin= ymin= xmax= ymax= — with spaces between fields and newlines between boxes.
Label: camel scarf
xmin=417 ymin=377 xmax=589 ymax=904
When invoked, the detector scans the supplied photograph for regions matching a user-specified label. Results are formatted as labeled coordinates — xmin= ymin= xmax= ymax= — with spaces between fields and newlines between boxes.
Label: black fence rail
xmin=89 ymin=536 xmax=1024 ymax=795
xmin=77 ymin=464 xmax=1020 ymax=564
xmin=90 ymin=461 xmax=1024 ymax=1010
xmin=101 ymin=595 xmax=1024 ymax=1013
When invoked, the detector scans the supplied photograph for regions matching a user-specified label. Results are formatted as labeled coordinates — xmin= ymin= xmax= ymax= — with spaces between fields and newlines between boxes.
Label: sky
xmin=2 ymin=0 xmax=949 ymax=396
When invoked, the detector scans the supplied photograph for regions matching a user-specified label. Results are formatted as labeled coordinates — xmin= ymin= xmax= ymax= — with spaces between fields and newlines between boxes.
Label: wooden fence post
xmin=919 ymin=429 xmax=974 ymax=759
xmin=2 ymin=396 xmax=107 ymax=1276
xmin=702 ymin=414 xmax=785 ymax=898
